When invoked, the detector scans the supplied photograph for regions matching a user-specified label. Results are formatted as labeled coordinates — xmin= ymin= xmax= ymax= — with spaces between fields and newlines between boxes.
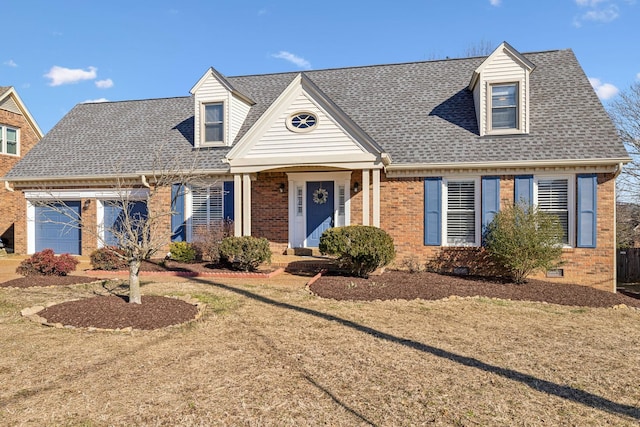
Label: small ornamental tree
xmin=484 ymin=202 xmax=564 ymax=284
xmin=319 ymin=225 xmax=396 ymax=278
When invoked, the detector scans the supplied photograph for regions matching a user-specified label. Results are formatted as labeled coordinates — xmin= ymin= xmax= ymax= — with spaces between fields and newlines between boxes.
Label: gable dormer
xmin=190 ymin=68 xmax=254 ymax=148
xmin=469 ymin=42 xmax=535 ymax=137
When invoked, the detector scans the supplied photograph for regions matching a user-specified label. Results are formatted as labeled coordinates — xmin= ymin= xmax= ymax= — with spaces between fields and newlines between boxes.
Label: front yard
xmin=0 ymin=273 xmax=639 ymax=426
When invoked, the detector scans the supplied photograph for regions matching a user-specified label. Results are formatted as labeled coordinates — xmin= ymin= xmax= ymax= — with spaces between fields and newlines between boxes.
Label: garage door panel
xmin=35 ymin=202 xmax=81 ymax=255
xmin=103 ymin=201 xmax=148 ymax=246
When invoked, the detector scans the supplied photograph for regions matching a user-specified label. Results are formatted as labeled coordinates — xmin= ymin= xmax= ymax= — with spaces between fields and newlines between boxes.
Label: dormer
xmin=469 ymin=42 xmax=535 ymax=137
xmin=190 ymin=67 xmax=255 ymax=147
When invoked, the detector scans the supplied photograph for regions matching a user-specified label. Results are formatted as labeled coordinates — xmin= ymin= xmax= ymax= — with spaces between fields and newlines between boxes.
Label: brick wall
xmin=0 ymin=108 xmax=40 ymax=251
xmin=379 ymin=172 xmax=617 ymax=292
xmin=251 ymin=172 xmax=289 ymax=253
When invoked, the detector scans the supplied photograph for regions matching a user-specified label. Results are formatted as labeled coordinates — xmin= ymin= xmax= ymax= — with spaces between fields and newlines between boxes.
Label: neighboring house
xmin=3 ymin=42 xmax=629 ymax=291
xmin=0 ymin=86 xmax=43 ymax=252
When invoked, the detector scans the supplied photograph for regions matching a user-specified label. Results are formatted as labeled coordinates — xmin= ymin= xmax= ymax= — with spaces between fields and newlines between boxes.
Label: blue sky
xmin=2 ymin=0 xmax=639 ymax=134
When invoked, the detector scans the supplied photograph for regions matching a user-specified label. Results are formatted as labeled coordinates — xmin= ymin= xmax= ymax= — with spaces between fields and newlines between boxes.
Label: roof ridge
xmin=226 ymin=48 xmax=564 ymax=79
xmin=80 ymin=95 xmax=192 ymax=105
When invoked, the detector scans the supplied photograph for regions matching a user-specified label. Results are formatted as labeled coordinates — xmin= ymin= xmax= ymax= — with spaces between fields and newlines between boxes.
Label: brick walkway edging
xmin=86 ymin=267 xmax=285 ymax=279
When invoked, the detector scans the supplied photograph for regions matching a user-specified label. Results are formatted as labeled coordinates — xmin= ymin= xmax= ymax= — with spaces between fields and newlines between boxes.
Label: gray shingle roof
xmin=5 ymin=49 xmax=628 ymax=181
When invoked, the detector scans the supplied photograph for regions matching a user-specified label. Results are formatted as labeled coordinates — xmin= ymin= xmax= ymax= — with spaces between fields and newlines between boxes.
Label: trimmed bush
xmin=319 ymin=225 xmax=396 ymax=278
xmin=90 ymin=247 xmax=128 ymax=271
xmin=219 ymin=236 xmax=271 ymax=271
xmin=16 ymin=249 xmax=79 ymax=276
xmin=484 ymin=202 xmax=564 ymax=284
xmin=169 ymin=241 xmax=197 ymax=263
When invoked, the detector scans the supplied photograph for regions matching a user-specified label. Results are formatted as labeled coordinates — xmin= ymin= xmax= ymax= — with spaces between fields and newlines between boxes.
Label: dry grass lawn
xmin=1 ymin=273 xmax=639 ymax=426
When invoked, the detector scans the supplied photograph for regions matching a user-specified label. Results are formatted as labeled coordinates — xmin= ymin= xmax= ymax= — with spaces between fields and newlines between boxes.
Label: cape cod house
xmin=0 ymin=87 xmax=43 ymax=252
xmin=3 ymin=43 xmax=629 ymax=291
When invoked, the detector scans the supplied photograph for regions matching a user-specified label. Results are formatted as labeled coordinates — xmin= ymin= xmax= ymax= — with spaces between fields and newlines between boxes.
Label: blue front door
xmin=35 ymin=202 xmax=81 ymax=254
xmin=306 ymin=181 xmax=334 ymax=247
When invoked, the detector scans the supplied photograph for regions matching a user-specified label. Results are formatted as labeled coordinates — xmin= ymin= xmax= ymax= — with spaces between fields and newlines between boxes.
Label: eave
xmin=385 ymin=158 xmax=631 ymax=178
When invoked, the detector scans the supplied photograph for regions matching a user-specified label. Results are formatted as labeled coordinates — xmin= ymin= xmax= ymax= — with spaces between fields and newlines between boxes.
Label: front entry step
xmin=285 ymin=247 xmax=323 ymax=256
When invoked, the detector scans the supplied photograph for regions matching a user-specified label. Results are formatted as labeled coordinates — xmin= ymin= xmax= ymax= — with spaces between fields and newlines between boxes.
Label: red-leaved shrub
xmin=16 ymin=249 xmax=79 ymax=276
xmin=90 ymin=247 xmax=128 ymax=271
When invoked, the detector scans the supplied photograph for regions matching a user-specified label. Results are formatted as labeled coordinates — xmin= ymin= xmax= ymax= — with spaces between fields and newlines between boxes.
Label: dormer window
xmin=490 ymin=83 xmax=518 ymax=130
xmin=468 ymin=42 xmax=534 ymax=136
xmin=204 ymin=102 xmax=224 ymax=144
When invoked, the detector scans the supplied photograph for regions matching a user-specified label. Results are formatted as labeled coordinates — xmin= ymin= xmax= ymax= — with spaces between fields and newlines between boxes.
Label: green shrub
xmin=319 ymin=225 xmax=396 ymax=278
xmin=484 ymin=202 xmax=564 ymax=284
xmin=219 ymin=236 xmax=271 ymax=271
xmin=169 ymin=241 xmax=197 ymax=263
xmin=90 ymin=247 xmax=128 ymax=271
xmin=16 ymin=249 xmax=79 ymax=276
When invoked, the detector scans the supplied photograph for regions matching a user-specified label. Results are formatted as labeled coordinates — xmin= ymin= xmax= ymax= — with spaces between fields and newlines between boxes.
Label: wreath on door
xmin=312 ymin=187 xmax=329 ymax=204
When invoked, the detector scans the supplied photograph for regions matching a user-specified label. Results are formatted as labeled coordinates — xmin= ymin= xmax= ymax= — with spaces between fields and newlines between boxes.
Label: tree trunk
xmin=129 ymin=259 xmax=142 ymax=304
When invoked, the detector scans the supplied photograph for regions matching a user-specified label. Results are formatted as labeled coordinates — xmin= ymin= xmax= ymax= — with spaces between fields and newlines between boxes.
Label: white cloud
xmin=258 ymin=8 xmax=267 ymax=15
xmin=581 ymin=4 xmax=619 ymax=22
xmin=4 ymin=59 xmax=17 ymax=67
xmin=589 ymin=77 xmax=619 ymax=100
xmin=637 ymin=72 xmax=640 ymax=80
xmin=44 ymin=65 xmax=97 ymax=86
xmin=82 ymin=98 xmax=109 ymax=104
xmin=489 ymin=0 xmax=501 ymax=6
xmin=95 ymin=78 xmax=114 ymax=89
xmin=574 ymin=1 xmax=622 ymax=26
xmin=575 ymin=0 xmax=608 ymax=6
xmin=271 ymin=51 xmax=311 ymax=70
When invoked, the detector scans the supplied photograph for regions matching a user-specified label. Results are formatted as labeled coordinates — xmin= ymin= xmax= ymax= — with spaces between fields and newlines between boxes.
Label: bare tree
xmin=463 ymin=39 xmax=495 ymax=58
xmin=610 ymin=82 xmax=640 ymax=202
xmin=32 ymin=144 xmax=210 ymax=304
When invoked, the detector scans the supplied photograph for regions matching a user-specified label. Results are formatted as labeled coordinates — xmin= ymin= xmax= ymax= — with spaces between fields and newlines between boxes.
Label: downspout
xmin=140 ymin=175 xmax=150 ymax=188
xmin=614 ymin=162 xmax=624 ymax=178
xmin=4 ymin=181 xmax=14 ymax=192
xmin=613 ymin=162 xmax=623 ymax=293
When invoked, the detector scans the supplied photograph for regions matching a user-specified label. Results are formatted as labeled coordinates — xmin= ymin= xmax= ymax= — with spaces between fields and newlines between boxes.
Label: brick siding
xmin=0 ymin=109 xmax=40 ymax=251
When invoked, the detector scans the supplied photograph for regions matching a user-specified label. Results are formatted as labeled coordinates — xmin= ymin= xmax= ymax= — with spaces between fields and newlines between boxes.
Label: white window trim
xmin=486 ymin=81 xmax=523 ymax=135
xmin=185 ymin=182 xmax=230 ymax=241
xmin=533 ymin=174 xmax=575 ymax=248
xmin=0 ymin=125 xmax=19 ymax=156
xmin=200 ymin=101 xmax=226 ymax=147
xmin=442 ymin=176 xmax=481 ymax=247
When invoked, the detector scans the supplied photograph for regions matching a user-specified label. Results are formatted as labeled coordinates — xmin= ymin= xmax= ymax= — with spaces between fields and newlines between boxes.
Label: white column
xmin=372 ymin=169 xmax=380 ymax=227
xmin=234 ymin=175 xmax=242 ymax=237
xmin=362 ymin=169 xmax=370 ymax=226
xmin=242 ymin=173 xmax=251 ymax=236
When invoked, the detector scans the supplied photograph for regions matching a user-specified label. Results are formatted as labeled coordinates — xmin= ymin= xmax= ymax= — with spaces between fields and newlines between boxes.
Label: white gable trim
xmin=468 ymin=41 xmax=536 ymax=91
xmin=190 ymin=67 xmax=254 ymax=105
xmin=1 ymin=88 xmax=44 ymax=139
xmin=225 ymin=73 xmax=385 ymax=172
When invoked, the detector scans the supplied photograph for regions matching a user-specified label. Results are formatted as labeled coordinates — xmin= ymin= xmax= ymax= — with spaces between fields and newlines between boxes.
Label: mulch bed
xmin=37 ymin=295 xmax=199 ymax=330
xmin=309 ymin=270 xmax=640 ymax=308
xmin=140 ymin=259 xmax=274 ymax=274
xmin=0 ymin=275 xmax=99 ymax=288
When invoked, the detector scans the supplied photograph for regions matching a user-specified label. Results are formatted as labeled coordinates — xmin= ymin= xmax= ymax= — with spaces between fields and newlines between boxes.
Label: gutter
xmin=385 ymin=157 xmax=632 ymax=172
xmin=4 ymin=181 xmax=13 ymax=192
xmin=4 ymin=169 xmax=231 ymax=184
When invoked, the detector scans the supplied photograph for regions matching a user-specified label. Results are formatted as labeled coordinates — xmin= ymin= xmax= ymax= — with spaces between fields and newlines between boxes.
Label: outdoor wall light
xmin=353 ymin=182 xmax=359 ymax=193
xmin=83 ymin=200 xmax=91 ymax=211
xmin=279 ymin=183 xmax=286 ymax=193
